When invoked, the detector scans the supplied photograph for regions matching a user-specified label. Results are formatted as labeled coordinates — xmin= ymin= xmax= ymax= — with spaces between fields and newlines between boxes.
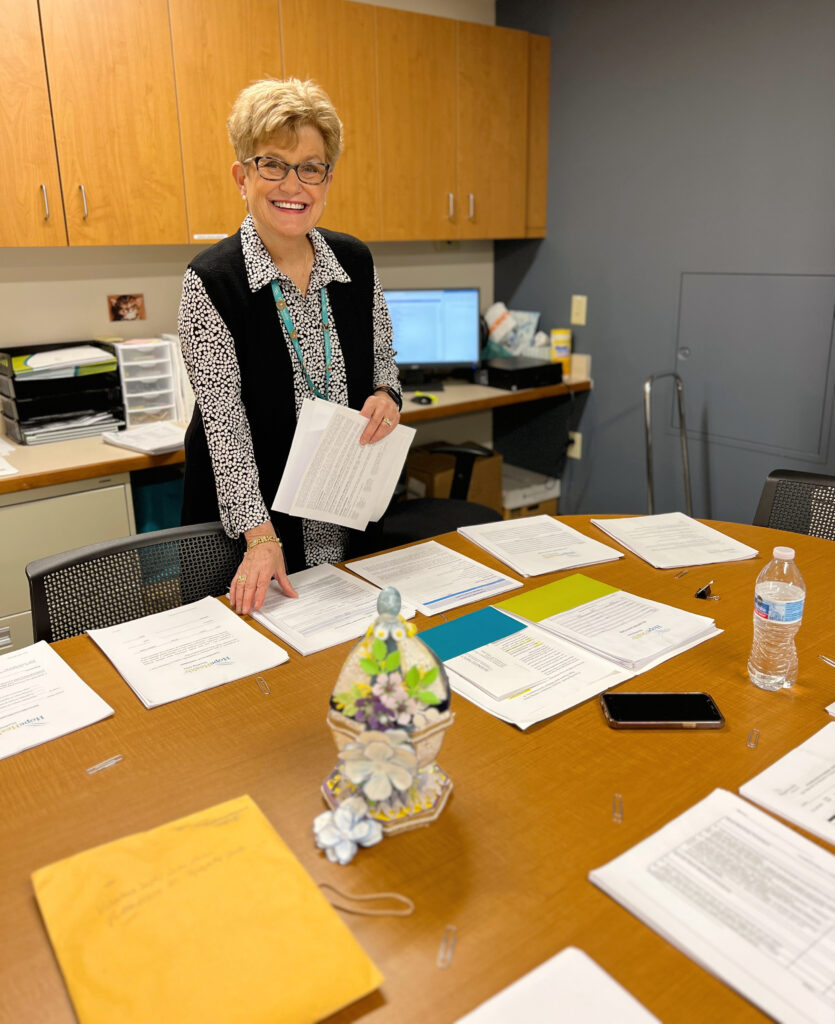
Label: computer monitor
xmin=384 ymin=287 xmax=480 ymax=390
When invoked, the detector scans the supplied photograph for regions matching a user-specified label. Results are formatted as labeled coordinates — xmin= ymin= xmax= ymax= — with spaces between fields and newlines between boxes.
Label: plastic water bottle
xmin=748 ymin=546 xmax=805 ymax=691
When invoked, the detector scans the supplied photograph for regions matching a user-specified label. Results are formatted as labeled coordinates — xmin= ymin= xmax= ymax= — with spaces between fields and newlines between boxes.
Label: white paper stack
xmin=251 ymin=564 xmax=415 ymax=656
xmin=590 ymin=789 xmax=835 ymax=1024
xmin=346 ymin=540 xmax=521 ymax=616
xmin=458 ymin=514 xmax=623 ymax=577
xmin=89 ymin=596 xmax=288 ymax=708
xmin=455 ymin=947 xmax=660 ymax=1023
xmin=102 ymin=422 xmax=186 ymax=454
xmin=591 ymin=512 xmax=758 ymax=569
xmin=0 ymin=642 xmax=113 ymax=760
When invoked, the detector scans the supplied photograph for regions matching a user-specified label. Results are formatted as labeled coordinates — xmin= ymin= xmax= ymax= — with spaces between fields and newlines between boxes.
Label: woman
xmin=178 ymin=78 xmax=401 ymax=616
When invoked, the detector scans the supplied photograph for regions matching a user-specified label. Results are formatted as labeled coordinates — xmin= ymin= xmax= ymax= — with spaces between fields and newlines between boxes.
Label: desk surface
xmin=2 ymin=517 xmax=832 ymax=1023
xmin=0 ymin=378 xmax=591 ymax=496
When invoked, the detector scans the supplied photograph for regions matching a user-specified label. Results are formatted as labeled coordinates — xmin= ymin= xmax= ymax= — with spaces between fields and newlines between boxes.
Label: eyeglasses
xmin=243 ymin=155 xmax=330 ymax=184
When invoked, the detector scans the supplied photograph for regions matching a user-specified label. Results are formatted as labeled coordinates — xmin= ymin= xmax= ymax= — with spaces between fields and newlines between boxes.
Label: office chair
xmin=26 ymin=522 xmax=246 ymax=643
xmin=753 ymin=469 xmax=835 ymax=541
xmin=376 ymin=442 xmax=504 ymax=549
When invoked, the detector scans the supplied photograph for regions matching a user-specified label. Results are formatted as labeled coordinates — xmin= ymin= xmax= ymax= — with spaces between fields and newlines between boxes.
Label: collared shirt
xmin=178 ymin=215 xmax=400 ymax=565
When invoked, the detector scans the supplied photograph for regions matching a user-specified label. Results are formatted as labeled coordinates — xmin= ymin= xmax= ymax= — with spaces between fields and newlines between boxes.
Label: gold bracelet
xmin=247 ymin=535 xmax=282 ymax=551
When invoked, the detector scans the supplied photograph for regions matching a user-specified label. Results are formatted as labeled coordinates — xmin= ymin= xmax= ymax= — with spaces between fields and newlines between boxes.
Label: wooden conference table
xmin=2 ymin=517 xmax=834 ymax=1023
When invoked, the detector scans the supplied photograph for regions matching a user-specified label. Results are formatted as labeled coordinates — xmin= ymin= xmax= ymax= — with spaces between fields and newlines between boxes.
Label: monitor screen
xmin=384 ymin=287 xmax=480 ymax=389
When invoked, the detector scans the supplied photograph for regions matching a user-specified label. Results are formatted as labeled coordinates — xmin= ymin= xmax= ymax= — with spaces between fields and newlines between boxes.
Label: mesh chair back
xmin=753 ymin=469 xmax=835 ymax=541
xmin=26 ymin=523 xmax=246 ymax=643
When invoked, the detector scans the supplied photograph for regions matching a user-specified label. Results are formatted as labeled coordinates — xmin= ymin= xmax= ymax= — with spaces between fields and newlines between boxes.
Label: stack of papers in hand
xmin=459 ymin=514 xmax=623 ymax=576
xmin=496 ymin=574 xmax=719 ymax=672
xmin=88 ymin=596 xmax=288 ymax=708
xmin=590 ymin=789 xmax=835 ymax=1024
xmin=32 ymin=795 xmax=383 ymax=1024
xmin=251 ymin=563 xmax=415 ymax=656
xmin=455 ymin=947 xmax=660 ymax=1023
xmin=346 ymin=540 xmax=521 ymax=616
xmin=421 ymin=606 xmax=632 ymax=729
xmin=102 ymin=421 xmax=185 ymax=454
xmin=591 ymin=512 xmax=758 ymax=568
xmin=273 ymin=398 xmax=415 ymax=530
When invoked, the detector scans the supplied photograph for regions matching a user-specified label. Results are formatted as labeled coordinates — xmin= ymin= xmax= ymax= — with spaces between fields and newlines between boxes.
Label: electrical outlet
xmin=567 ymin=431 xmax=583 ymax=460
xmin=570 ymin=294 xmax=587 ymax=326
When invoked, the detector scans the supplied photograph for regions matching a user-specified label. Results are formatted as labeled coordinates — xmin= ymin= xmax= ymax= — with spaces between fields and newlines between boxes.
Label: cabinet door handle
xmin=468 ymin=193 xmax=475 ymax=220
xmin=40 ymin=184 xmax=50 ymax=220
xmin=79 ymin=184 xmax=89 ymax=220
xmin=447 ymin=192 xmax=454 ymax=220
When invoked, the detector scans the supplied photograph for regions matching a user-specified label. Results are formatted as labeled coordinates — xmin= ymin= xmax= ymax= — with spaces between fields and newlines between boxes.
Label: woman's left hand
xmin=359 ymin=392 xmax=400 ymax=445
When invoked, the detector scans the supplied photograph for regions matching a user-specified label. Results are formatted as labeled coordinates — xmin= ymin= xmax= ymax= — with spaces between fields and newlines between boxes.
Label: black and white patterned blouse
xmin=178 ymin=215 xmax=400 ymax=566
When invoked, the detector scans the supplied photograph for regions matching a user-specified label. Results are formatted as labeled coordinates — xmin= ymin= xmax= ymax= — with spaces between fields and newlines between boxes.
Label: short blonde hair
xmin=227 ymin=78 xmax=343 ymax=166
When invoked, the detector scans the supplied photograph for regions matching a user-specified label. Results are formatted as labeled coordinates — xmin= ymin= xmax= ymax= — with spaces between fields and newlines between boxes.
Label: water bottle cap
xmin=773 ymin=545 xmax=795 ymax=561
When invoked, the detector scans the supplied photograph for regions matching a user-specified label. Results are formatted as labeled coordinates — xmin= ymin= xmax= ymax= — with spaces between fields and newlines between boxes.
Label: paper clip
xmin=612 ymin=793 xmax=624 ymax=823
xmin=818 ymin=654 xmax=835 ymax=669
xmin=747 ymin=729 xmax=760 ymax=750
xmin=674 ymin=569 xmax=689 ymax=579
xmin=436 ymin=924 xmax=457 ymax=969
xmin=86 ymin=754 xmax=123 ymax=775
xmin=256 ymin=675 xmax=271 ymax=695
xmin=694 ymin=580 xmax=720 ymax=600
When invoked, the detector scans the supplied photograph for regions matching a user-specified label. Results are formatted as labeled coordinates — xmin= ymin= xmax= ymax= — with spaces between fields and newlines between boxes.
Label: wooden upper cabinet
xmin=40 ymin=0 xmax=187 ymax=245
xmin=281 ymin=0 xmax=381 ymax=241
xmin=525 ymin=34 xmax=550 ymax=238
xmin=376 ymin=8 xmax=458 ymax=241
xmin=170 ymin=0 xmax=282 ymax=242
xmin=457 ymin=22 xmax=529 ymax=240
xmin=0 ymin=1 xmax=66 ymax=246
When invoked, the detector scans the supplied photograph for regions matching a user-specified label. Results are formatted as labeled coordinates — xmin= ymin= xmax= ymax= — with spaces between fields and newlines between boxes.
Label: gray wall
xmin=496 ymin=0 xmax=835 ymax=522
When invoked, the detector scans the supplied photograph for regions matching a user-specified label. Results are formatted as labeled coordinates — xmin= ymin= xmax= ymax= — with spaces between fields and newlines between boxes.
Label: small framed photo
xmin=108 ymin=293 xmax=146 ymax=321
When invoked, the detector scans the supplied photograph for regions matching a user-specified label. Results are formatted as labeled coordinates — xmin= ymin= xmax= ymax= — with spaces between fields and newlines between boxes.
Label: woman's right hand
xmin=230 ymin=535 xmax=298 ymax=615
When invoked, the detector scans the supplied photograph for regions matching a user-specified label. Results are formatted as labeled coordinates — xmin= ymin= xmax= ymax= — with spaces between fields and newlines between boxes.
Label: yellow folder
xmin=32 ymin=795 xmax=383 ymax=1024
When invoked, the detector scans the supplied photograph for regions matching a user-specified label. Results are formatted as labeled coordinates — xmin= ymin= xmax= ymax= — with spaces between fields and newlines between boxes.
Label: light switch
xmin=570 ymin=294 xmax=587 ymax=326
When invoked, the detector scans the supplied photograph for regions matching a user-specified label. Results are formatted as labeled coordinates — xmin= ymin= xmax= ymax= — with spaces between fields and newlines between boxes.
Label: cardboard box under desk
xmin=502 ymin=497 xmax=559 ymax=520
xmin=405 ymin=443 xmax=504 ymax=513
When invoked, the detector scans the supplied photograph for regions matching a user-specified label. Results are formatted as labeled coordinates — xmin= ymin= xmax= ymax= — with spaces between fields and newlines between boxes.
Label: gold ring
xmin=383 ymin=417 xmax=392 ymax=427
xmin=237 ymin=575 xmax=247 ymax=583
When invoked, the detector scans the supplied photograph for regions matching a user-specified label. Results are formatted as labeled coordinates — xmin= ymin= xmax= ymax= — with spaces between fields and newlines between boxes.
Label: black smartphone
xmin=600 ymin=691 xmax=725 ymax=729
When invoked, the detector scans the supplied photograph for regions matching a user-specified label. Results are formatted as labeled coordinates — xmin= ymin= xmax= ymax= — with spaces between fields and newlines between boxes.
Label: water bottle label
xmin=753 ymin=595 xmax=804 ymax=623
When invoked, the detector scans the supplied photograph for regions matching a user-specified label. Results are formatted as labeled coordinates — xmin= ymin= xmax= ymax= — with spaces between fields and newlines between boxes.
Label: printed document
xmin=251 ymin=563 xmax=415 ymax=656
xmin=0 ymin=641 xmax=113 ymax=760
xmin=345 ymin=540 xmax=521 ymax=616
xmin=591 ymin=512 xmax=758 ymax=569
xmin=421 ymin=607 xmax=632 ymax=724
xmin=590 ymin=788 xmax=835 ymax=1024
xmin=273 ymin=398 xmax=415 ymax=529
xmin=458 ymin=515 xmax=623 ymax=577
xmin=455 ymin=946 xmax=660 ymax=1023
xmin=740 ymin=722 xmax=835 ymax=846
xmin=497 ymin=574 xmax=719 ymax=671
xmin=88 ymin=596 xmax=288 ymax=708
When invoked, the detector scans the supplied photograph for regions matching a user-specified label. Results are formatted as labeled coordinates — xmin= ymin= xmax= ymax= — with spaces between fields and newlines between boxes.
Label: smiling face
xmin=233 ymin=124 xmax=332 ymax=257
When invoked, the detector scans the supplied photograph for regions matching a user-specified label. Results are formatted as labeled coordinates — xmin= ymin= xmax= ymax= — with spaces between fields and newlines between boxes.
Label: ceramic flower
xmin=340 ymin=729 xmax=418 ymax=802
xmin=411 ymin=706 xmax=442 ymax=730
xmin=313 ymin=796 xmax=383 ymax=865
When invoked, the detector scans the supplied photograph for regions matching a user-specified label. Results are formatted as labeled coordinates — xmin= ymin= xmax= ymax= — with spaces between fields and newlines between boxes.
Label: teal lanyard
xmin=270 ymin=279 xmax=331 ymax=401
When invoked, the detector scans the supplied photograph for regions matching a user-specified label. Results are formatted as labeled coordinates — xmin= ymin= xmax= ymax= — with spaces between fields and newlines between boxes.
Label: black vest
xmin=181 ymin=227 xmax=376 ymax=571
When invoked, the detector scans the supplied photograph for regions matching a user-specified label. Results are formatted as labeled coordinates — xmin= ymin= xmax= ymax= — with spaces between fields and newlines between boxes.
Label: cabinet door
xmin=40 ymin=0 xmax=187 ymax=245
xmin=281 ymin=0 xmax=381 ymax=241
xmin=0 ymin=1 xmax=66 ymax=246
xmin=376 ymin=8 xmax=458 ymax=241
xmin=525 ymin=34 xmax=550 ymax=238
xmin=170 ymin=0 xmax=282 ymax=243
xmin=457 ymin=22 xmax=529 ymax=240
